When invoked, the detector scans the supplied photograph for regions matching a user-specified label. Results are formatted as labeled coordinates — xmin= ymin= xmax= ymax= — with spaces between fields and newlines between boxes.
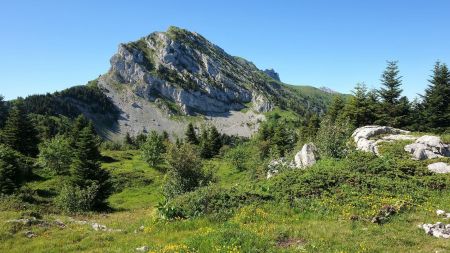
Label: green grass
xmin=1 ymin=139 xmax=450 ymax=252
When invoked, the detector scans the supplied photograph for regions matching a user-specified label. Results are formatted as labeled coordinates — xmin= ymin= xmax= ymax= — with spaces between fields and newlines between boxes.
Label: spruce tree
xmin=0 ymin=144 xmax=28 ymax=194
xmin=199 ymin=128 xmax=211 ymax=158
xmin=69 ymin=124 xmax=111 ymax=209
xmin=2 ymin=101 xmax=39 ymax=157
xmin=185 ymin=123 xmax=198 ymax=145
xmin=377 ymin=61 xmax=408 ymax=127
xmin=208 ymin=126 xmax=222 ymax=156
xmin=327 ymin=95 xmax=346 ymax=123
xmin=0 ymin=95 xmax=7 ymax=128
xmin=344 ymin=83 xmax=376 ymax=127
xmin=422 ymin=61 xmax=450 ymax=130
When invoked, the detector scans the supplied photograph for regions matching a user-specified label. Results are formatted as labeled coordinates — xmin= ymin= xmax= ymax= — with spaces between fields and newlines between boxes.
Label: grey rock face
xmin=427 ymin=162 xmax=450 ymax=174
xmin=102 ymin=27 xmax=276 ymax=116
xmin=404 ymin=135 xmax=450 ymax=160
xmin=263 ymin=68 xmax=280 ymax=81
xmin=351 ymin=125 xmax=413 ymax=155
xmin=294 ymin=143 xmax=319 ymax=168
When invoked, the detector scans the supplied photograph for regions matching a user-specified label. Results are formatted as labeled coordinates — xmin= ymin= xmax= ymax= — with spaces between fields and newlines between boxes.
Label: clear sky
xmin=1 ymin=0 xmax=449 ymax=100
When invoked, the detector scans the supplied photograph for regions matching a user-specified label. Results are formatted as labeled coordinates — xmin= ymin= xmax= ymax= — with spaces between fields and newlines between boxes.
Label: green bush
xmin=55 ymin=183 xmax=99 ymax=213
xmin=226 ymin=145 xmax=248 ymax=171
xmin=170 ymin=185 xmax=272 ymax=219
xmin=37 ymin=135 xmax=73 ymax=175
xmin=163 ymin=143 xmax=212 ymax=199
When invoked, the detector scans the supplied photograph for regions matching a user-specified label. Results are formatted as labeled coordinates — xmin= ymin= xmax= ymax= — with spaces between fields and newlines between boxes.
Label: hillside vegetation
xmin=0 ymin=33 xmax=450 ymax=252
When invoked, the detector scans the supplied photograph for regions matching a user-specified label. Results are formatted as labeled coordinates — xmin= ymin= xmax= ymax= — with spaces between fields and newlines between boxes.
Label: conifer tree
xmin=327 ymin=95 xmax=346 ymax=123
xmin=199 ymin=127 xmax=212 ymax=158
xmin=377 ymin=61 xmax=408 ymax=127
xmin=0 ymin=144 xmax=28 ymax=194
xmin=422 ymin=61 xmax=450 ymax=130
xmin=185 ymin=123 xmax=198 ymax=145
xmin=2 ymin=101 xmax=39 ymax=156
xmin=0 ymin=95 xmax=7 ymax=128
xmin=344 ymin=83 xmax=377 ymax=127
xmin=69 ymin=124 xmax=111 ymax=208
xmin=208 ymin=126 xmax=222 ymax=156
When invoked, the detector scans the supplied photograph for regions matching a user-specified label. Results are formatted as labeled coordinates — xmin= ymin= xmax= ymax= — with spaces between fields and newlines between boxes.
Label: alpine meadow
xmin=1 ymin=1 xmax=450 ymax=252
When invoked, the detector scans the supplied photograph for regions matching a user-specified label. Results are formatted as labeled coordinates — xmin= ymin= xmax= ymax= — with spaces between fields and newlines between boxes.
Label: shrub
xmin=315 ymin=117 xmax=353 ymax=158
xmin=141 ymin=131 xmax=165 ymax=167
xmin=170 ymin=185 xmax=272 ymax=219
xmin=37 ymin=135 xmax=73 ymax=175
xmin=163 ymin=143 xmax=212 ymax=199
xmin=226 ymin=146 xmax=248 ymax=171
xmin=55 ymin=183 xmax=99 ymax=213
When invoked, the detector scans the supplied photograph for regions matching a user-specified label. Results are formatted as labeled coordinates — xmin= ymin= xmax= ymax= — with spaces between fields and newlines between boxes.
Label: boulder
xmin=294 ymin=143 xmax=319 ymax=168
xmin=427 ymin=162 xmax=450 ymax=174
xmin=404 ymin=135 xmax=450 ymax=160
xmin=351 ymin=125 xmax=412 ymax=155
xmin=420 ymin=223 xmax=450 ymax=239
xmin=136 ymin=246 xmax=149 ymax=252
xmin=266 ymin=158 xmax=295 ymax=179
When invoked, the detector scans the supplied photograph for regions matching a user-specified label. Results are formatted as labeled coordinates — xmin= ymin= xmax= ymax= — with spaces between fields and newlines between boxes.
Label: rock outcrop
xmin=263 ymin=68 xmax=281 ymax=81
xmin=267 ymin=143 xmax=319 ymax=179
xmin=294 ymin=143 xmax=319 ymax=168
xmin=404 ymin=135 xmax=450 ymax=160
xmin=427 ymin=162 xmax=450 ymax=174
xmin=351 ymin=125 xmax=414 ymax=155
xmin=266 ymin=158 xmax=295 ymax=179
xmin=420 ymin=222 xmax=450 ymax=239
xmin=100 ymin=26 xmax=277 ymax=116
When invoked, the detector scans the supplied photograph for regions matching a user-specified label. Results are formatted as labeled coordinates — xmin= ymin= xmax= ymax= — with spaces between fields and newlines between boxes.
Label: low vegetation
xmin=0 ymin=61 xmax=449 ymax=252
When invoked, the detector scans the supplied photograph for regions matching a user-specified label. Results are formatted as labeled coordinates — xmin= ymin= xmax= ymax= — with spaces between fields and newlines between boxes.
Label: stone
xmin=404 ymin=136 xmax=450 ymax=160
xmin=266 ymin=158 xmax=295 ymax=179
xmin=92 ymin=223 xmax=108 ymax=231
xmin=437 ymin=210 xmax=446 ymax=216
xmin=136 ymin=246 xmax=149 ymax=252
xmin=24 ymin=231 xmax=36 ymax=238
xmin=294 ymin=143 xmax=319 ymax=168
xmin=427 ymin=162 xmax=450 ymax=174
xmin=419 ymin=222 xmax=450 ymax=239
xmin=351 ymin=125 xmax=412 ymax=155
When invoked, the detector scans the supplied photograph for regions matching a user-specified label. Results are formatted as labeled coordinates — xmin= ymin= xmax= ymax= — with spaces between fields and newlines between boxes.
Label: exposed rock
xmin=92 ymin=223 xmax=108 ymax=231
xmin=136 ymin=246 xmax=149 ymax=252
xmin=351 ymin=125 xmax=412 ymax=155
xmin=371 ymin=205 xmax=397 ymax=224
xmin=294 ymin=143 xmax=319 ymax=168
xmin=69 ymin=218 xmax=122 ymax=232
xmin=266 ymin=158 xmax=296 ymax=179
xmin=95 ymin=26 xmax=336 ymax=140
xmin=263 ymin=68 xmax=280 ymax=81
xmin=24 ymin=231 xmax=36 ymax=238
xmin=404 ymin=135 xmax=450 ymax=160
xmin=427 ymin=162 xmax=450 ymax=174
xmin=420 ymin=223 xmax=450 ymax=239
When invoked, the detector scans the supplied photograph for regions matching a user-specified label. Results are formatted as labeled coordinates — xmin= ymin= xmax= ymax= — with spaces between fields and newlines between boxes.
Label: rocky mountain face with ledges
xmin=99 ymin=26 xmax=282 ymax=115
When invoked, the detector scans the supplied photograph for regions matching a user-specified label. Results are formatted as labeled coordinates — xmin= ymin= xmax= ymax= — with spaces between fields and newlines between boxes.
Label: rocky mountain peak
xmin=99 ymin=26 xmax=278 ymax=115
xmin=263 ymin=68 xmax=281 ymax=81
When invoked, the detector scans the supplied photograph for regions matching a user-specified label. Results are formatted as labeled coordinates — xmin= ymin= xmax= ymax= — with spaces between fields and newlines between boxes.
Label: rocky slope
xmin=89 ymin=26 xmax=341 ymax=139
xmin=18 ymin=26 xmax=342 ymax=140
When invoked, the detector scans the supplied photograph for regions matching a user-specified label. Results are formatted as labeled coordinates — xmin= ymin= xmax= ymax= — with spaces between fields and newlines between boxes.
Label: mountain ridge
xmin=20 ymin=26 xmax=346 ymax=140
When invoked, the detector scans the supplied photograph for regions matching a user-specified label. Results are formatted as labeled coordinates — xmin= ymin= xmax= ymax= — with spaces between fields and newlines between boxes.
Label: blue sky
xmin=1 ymin=0 xmax=449 ymax=100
